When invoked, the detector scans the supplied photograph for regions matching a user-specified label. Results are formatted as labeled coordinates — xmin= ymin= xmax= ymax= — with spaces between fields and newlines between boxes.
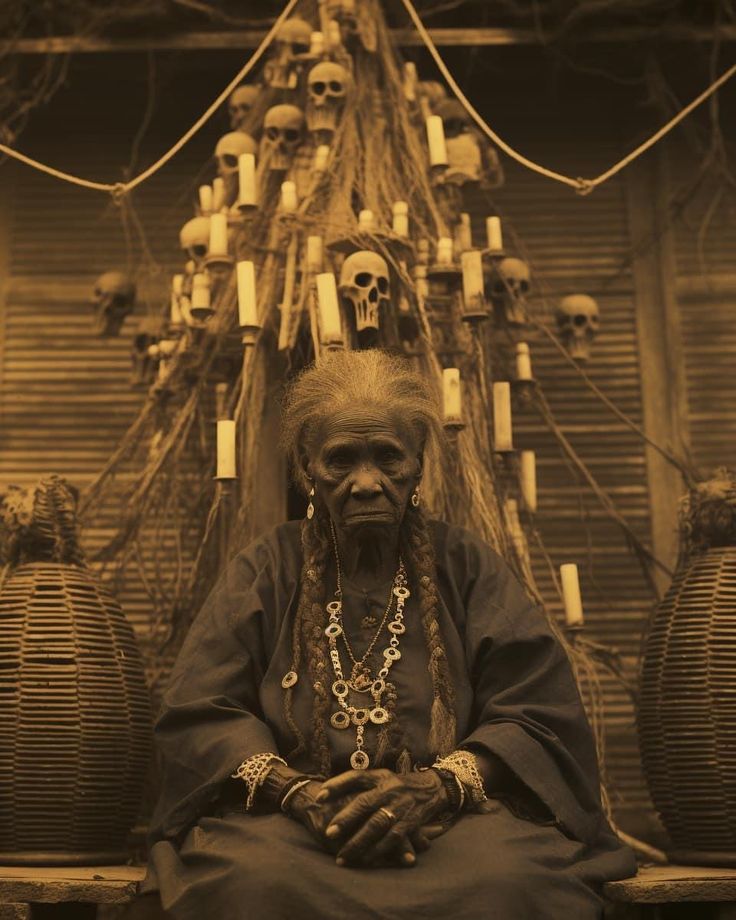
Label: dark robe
xmin=142 ymin=519 xmax=636 ymax=919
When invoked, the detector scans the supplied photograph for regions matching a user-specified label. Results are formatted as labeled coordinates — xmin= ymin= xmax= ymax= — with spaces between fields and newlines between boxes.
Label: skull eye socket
xmin=223 ymin=154 xmax=238 ymax=168
xmin=573 ymin=314 xmax=589 ymax=327
xmin=284 ymin=129 xmax=300 ymax=142
xmin=519 ymin=280 xmax=530 ymax=293
xmin=328 ymin=81 xmax=344 ymax=92
xmin=266 ymin=126 xmax=280 ymax=140
xmin=377 ymin=277 xmax=389 ymax=294
xmin=445 ymin=119 xmax=465 ymax=135
xmin=355 ymin=272 xmax=373 ymax=288
xmin=312 ymin=81 xmax=327 ymax=95
xmin=292 ymin=42 xmax=310 ymax=55
xmin=192 ymin=244 xmax=207 ymax=258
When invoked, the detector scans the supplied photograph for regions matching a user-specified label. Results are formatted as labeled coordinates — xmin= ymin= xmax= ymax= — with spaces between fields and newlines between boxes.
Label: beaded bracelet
xmin=231 ymin=752 xmax=288 ymax=811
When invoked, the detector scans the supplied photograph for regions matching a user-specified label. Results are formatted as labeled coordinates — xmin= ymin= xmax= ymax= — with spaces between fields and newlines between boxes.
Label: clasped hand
xmin=290 ymin=768 xmax=451 ymax=868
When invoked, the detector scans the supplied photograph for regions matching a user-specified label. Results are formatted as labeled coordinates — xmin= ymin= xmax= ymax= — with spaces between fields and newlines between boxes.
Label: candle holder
xmin=427 ymin=261 xmax=462 ymax=284
xmin=493 ymin=448 xmax=517 ymax=472
xmin=213 ymin=473 xmax=239 ymax=482
xmin=511 ymin=376 xmax=538 ymax=407
xmin=323 ymin=338 xmax=345 ymax=352
xmin=204 ymin=251 xmax=235 ymax=274
xmin=460 ymin=296 xmax=490 ymax=325
xmin=240 ymin=324 xmax=261 ymax=347
xmin=327 ymin=230 xmax=414 ymax=263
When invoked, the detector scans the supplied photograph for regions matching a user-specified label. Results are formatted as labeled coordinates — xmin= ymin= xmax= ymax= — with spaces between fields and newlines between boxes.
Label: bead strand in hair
xmin=400 ymin=505 xmax=457 ymax=757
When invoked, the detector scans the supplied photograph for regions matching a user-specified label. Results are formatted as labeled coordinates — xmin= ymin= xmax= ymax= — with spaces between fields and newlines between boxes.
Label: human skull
xmin=260 ymin=105 xmax=305 ymax=172
xmin=445 ymin=133 xmax=482 ymax=186
xmin=306 ymin=62 xmax=353 ymax=137
xmin=130 ymin=316 xmax=165 ymax=389
xmin=488 ymin=257 xmax=531 ymax=326
xmin=555 ymin=294 xmax=600 ymax=361
xmin=339 ymin=251 xmax=390 ymax=333
xmin=91 ymin=271 xmax=136 ymax=337
xmin=179 ymin=216 xmax=211 ymax=264
xmin=215 ymin=131 xmax=258 ymax=179
xmin=263 ymin=17 xmax=312 ymax=90
xmin=435 ymin=99 xmax=470 ymax=139
xmin=228 ymin=84 xmax=260 ymax=130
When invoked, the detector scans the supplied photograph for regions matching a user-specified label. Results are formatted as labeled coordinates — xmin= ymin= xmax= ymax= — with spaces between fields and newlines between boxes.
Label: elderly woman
xmin=142 ymin=350 xmax=636 ymax=919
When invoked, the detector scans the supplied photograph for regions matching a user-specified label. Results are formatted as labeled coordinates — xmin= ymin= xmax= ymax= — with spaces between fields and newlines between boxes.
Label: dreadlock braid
xmin=283 ymin=507 xmax=334 ymax=774
xmin=400 ymin=504 xmax=457 ymax=757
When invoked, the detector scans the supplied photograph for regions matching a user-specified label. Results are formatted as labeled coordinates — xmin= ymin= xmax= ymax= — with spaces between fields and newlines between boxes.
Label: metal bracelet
xmin=231 ymin=752 xmax=288 ymax=811
xmin=279 ymin=778 xmax=314 ymax=814
xmin=432 ymin=750 xmax=488 ymax=807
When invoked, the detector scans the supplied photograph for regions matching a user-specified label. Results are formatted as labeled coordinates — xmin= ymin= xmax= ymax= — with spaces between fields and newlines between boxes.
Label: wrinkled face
xmin=305 ymin=404 xmax=422 ymax=538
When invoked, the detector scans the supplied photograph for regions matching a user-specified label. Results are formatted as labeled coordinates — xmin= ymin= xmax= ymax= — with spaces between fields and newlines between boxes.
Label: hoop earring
xmin=411 ymin=487 xmax=420 ymax=508
xmin=306 ymin=486 xmax=315 ymax=520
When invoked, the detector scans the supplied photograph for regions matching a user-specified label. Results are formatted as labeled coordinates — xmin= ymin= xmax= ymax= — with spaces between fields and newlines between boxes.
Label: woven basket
xmin=638 ymin=547 xmax=736 ymax=865
xmin=0 ymin=562 xmax=152 ymax=865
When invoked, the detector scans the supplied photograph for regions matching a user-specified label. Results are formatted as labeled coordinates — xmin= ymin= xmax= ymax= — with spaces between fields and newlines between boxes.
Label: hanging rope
xmin=0 ymin=0 xmax=299 ymax=197
xmin=399 ymin=0 xmax=736 ymax=195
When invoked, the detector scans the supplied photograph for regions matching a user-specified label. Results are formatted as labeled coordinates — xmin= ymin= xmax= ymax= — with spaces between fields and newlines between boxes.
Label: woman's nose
xmin=351 ymin=467 xmax=382 ymax=498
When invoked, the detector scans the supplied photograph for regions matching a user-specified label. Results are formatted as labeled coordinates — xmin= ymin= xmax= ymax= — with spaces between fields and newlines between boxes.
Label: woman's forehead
xmin=308 ymin=404 xmax=419 ymax=451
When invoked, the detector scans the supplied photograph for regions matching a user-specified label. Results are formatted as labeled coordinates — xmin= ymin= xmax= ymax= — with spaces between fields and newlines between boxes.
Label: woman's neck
xmin=335 ymin=526 xmax=400 ymax=590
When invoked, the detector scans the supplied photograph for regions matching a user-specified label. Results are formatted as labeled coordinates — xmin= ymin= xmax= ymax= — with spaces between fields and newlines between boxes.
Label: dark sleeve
xmin=147 ymin=534 xmax=283 ymax=847
xmin=457 ymin=535 xmax=605 ymax=847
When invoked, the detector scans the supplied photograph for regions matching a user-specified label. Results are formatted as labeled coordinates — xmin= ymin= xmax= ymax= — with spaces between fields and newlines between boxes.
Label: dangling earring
xmin=307 ymin=486 xmax=315 ymax=520
xmin=411 ymin=487 xmax=420 ymax=508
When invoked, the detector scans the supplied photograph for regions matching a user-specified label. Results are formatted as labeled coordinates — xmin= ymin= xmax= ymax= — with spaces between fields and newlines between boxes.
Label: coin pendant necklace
xmin=325 ymin=522 xmax=410 ymax=770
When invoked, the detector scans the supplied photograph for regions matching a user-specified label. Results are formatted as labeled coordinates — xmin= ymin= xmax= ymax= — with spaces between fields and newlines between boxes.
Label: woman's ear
xmin=415 ymin=450 xmax=425 ymax=480
xmin=297 ymin=450 xmax=313 ymax=490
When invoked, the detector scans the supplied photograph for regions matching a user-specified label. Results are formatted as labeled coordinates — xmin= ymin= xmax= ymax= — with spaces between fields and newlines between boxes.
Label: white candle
xmin=198 ymin=184 xmax=213 ymax=214
xmin=392 ymin=201 xmax=409 ymax=237
xmin=208 ymin=212 xmax=228 ymax=256
xmin=216 ymin=419 xmax=237 ymax=479
xmin=314 ymin=145 xmax=330 ymax=173
xmin=493 ymin=381 xmax=513 ymax=451
xmin=458 ymin=213 xmax=473 ymax=252
xmin=358 ymin=209 xmax=374 ymax=232
xmin=316 ymin=272 xmax=342 ymax=343
xmin=436 ymin=237 xmax=454 ymax=265
xmin=426 ymin=115 xmax=448 ymax=167
xmin=190 ymin=272 xmax=211 ymax=318
xmin=171 ymin=274 xmax=184 ymax=326
xmin=515 ymin=342 xmax=533 ymax=380
xmin=236 ymin=261 xmax=258 ymax=328
xmin=403 ymin=62 xmax=418 ymax=102
xmin=442 ymin=368 xmax=462 ymax=424
xmin=306 ymin=236 xmax=323 ymax=273
xmin=211 ymin=177 xmax=226 ymax=213
xmin=486 ymin=216 xmax=503 ymax=251
xmin=520 ymin=450 xmax=537 ymax=512
xmin=414 ymin=264 xmax=429 ymax=300
xmin=327 ymin=19 xmax=342 ymax=47
xmin=238 ymin=153 xmax=257 ymax=208
xmin=310 ymin=31 xmax=325 ymax=56
xmin=560 ymin=563 xmax=584 ymax=627
xmin=461 ymin=250 xmax=484 ymax=312
xmin=281 ymin=180 xmax=298 ymax=213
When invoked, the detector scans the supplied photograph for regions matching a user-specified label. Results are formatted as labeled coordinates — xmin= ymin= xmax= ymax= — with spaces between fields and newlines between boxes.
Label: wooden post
xmin=625 ymin=143 xmax=689 ymax=592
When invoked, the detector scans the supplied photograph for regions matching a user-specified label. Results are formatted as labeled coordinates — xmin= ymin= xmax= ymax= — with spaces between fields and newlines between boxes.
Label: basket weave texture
xmin=0 ymin=562 xmax=152 ymax=860
xmin=638 ymin=547 xmax=736 ymax=851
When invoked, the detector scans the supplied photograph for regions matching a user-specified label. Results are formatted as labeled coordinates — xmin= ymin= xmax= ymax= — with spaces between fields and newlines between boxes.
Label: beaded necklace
xmin=326 ymin=522 xmax=410 ymax=770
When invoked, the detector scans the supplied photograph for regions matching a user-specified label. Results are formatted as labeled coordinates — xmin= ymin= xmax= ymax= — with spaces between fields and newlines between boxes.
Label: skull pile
xmin=339 ymin=251 xmax=390 ymax=333
xmin=306 ymin=62 xmax=353 ymax=139
xmin=555 ymin=294 xmax=600 ymax=361
xmin=263 ymin=17 xmax=312 ymax=90
xmin=91 ymin=271 xmax=136 ymax=337
xmin=488 ymin=257 xmax=531 ymax=327
xmin=227 ymin=85 xmax=260 ymax=131
xmin=260 ymin=105 xmax=305 ymax=172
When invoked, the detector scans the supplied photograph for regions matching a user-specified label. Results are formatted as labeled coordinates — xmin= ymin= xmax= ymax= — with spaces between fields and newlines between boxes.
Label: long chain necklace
xmin=326 ymin=522 xmax=410 ymax=770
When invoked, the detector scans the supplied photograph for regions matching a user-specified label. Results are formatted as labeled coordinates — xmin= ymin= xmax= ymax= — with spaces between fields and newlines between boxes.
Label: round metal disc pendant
xmin=388 ymin=621 xmax=406 ymax=635
xmin=369 ymin=707 xmax=390 ymax=724
xmin=332 ymin=680 xmax=349 ymax=698
xmin=384 ymin=647 xmax=401 ymax=661
xmin=351 ymin=750 xmax=370 ymax=770
xmin=281 ymin=671 xmax=298 ymax=689
xmin=393 ymin=586 xmax=410 ymax=599
xmin=325 ymin=622 xmax=343 ymax=638
xmin=326 ymin=600 xmax=342 ymax=615
xmin=330 ymin=711 xmax=351 ymax=730
xmin=371 ymin=678 xmax=386 ymax=696
xmin=351 ymin=708 xmax=370 ymax=725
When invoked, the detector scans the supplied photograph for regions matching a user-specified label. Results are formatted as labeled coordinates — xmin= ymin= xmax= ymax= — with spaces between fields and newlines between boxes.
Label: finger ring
xmin=378 ymin=807 xmax=396 ymax=823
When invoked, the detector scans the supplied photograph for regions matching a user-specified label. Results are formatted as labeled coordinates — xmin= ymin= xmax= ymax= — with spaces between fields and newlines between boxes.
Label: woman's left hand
xmin=316 ymin=768 xmax=452 ymax=867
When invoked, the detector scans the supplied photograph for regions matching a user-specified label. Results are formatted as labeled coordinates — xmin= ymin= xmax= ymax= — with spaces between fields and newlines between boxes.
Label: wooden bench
xmin=0 ymin=865 xmax=146 ymax=919
xmin=604 ymin=865 xmax=736 ymax=918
